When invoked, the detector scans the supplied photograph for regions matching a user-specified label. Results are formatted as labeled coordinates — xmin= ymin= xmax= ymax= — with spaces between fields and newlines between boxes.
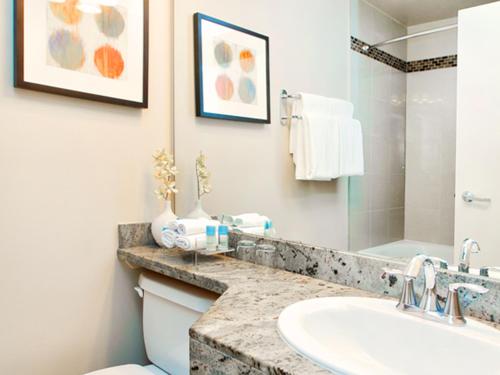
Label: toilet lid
xmin=84 ymin=364 xmax=161 ymax=375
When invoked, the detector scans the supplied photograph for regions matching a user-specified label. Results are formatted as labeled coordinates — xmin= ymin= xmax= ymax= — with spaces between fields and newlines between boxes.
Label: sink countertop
xmin=118 ymin=246 xmax=378 ymax=374
xmin=118 ymin=246 xmax=500 ymax=375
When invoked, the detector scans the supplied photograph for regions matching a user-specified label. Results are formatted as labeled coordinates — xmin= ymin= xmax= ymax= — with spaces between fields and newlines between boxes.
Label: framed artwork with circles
xmin=194 ymin=13 xmax=270 ymax=124
xmin=14 ymin=0 xmax=149 ymax=108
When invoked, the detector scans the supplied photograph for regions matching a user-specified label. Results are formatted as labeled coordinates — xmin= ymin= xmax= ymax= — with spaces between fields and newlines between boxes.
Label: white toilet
xmin=86 ymin=271 xmax=218 ymax=375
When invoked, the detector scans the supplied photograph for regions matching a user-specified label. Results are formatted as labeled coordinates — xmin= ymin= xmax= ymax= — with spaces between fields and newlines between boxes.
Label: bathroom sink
xmin=278 ymin=297 xmax=500 ymax=375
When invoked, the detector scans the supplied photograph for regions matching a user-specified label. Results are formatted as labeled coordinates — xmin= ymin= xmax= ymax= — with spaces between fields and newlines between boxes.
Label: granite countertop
xmin=118 ymin=245 xmax=500 ymax=374
xmin=118 ymin=246 xmax=379 ymax=374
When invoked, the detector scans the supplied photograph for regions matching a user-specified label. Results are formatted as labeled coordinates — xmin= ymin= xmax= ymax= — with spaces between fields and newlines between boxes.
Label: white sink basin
xmin=278 ymin=297 xmax=500 ymax=375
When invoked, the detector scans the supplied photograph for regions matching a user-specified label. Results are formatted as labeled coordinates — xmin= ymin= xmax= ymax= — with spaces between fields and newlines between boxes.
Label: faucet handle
xmin=448 ymin=283 xmax=488 ymax=294
xmin=443 ymin=283 xmax=489 ymax=325
xmin=426 ymin=256 xmax=448 ymax=269
xmin=381 ymin=268 xmax=418 ymax=311
xmin=381 ymin=268 xmax=405 ymax=277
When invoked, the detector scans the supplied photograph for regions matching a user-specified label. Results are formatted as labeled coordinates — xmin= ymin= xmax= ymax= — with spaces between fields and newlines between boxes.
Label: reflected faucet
xmin=458 ymin=239 xmax=480 ymax=273
xmin=383 ymin=254 xmax=488 ymax=326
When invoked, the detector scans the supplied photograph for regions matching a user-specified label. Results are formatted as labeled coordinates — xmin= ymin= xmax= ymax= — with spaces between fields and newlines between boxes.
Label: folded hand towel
xmin=175 ymin=234 xmax=207 ymax=251
xmin=161 ymin=229 xmax=178 ymax=249
xmin=176 ymin=218 xmax=219 ymax=236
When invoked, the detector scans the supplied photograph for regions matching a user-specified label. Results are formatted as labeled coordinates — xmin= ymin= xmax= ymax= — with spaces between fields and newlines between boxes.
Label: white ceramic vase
xmin=186 ymin=199 xmax=211 ymax=219
xmin=151 ymin=200 xmax=178 ymax=247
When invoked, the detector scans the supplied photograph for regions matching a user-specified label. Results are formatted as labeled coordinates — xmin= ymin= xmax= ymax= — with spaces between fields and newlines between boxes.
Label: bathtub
xmin=357 ymin=239 xmax=454 ymax=264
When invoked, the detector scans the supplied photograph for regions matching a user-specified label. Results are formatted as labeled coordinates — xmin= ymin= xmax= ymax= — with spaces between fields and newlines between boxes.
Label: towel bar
xmin=280 ymin=89 xmax=302 ymax=126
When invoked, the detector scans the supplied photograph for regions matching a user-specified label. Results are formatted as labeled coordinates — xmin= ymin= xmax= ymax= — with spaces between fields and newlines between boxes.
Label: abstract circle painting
xmin=95 ymin=6 xmax=126 ymax=38
xmin=238 ymin=77 xmax=256 ymax=104
xmin=215 ymin=74 xmax=234 ymax=100
xmin=49 ymin=29 xmax=85 ymax=70
xmin=94 ymin=45 xmax=125 ymax=79
xmin=214 ymin=41 xmax=233 ymax=68
xmin=50 ymin=0 xmax=82 ymax=25
xmin=239 ymin=49 xmax=255 ymax=73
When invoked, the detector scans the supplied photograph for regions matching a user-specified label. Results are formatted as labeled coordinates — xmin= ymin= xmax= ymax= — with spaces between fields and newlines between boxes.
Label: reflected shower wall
xmin=349 ymin=0 xmax=407 ymax=251
xmin=349 ymin=5 xmax=458 ymax=254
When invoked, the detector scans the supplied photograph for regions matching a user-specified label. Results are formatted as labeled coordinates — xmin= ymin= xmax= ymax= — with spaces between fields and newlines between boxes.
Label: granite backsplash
xmin=118 ymin=223 xmax=500 ymax=323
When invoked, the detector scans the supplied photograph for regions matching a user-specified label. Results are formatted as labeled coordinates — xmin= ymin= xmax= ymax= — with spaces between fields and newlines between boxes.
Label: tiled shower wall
xmin=349 ymin=0 xmax=407 ymax=251
xmin=405 ymin=18 xmax=457 ymax=245
xmin=349 ymin=8 xmax=458 ymax=250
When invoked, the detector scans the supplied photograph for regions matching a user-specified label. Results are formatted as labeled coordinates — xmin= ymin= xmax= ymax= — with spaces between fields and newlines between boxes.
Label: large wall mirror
xmin=172 ymin=0 xmax=500 ymax=279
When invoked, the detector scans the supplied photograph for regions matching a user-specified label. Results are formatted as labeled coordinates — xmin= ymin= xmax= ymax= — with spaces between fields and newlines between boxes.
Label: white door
xmin=455 ymin=1 xmax=500 ymax=267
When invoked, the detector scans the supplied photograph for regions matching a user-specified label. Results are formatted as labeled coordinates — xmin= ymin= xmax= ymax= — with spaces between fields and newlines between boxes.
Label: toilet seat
xmin=84 ymin=364 xmax=166 ymax=375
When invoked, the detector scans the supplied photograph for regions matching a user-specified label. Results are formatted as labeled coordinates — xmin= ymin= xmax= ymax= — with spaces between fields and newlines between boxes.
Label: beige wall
xmin=173 ymin=0 xmax=350 ymax=249
xmin=0 ymin=1 xmax=173 ymax=374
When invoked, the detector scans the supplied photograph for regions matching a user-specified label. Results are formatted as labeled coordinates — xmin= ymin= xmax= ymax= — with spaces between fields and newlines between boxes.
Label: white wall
xmin=0 ymin=1 xmax=173 ymax=374
xmin=349 ymin=0 xmax=407 ymax=251
xmin=173 ymin=0 xmax=351 ymax=249
xmin=405 ymin=18 xmax=457 ymax=245
xmin=351 ymin=0 xmax=407 ymax=60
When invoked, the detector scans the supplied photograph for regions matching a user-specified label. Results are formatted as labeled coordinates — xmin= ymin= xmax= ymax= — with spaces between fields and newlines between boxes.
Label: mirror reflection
xmin=173 ymin=0 xmax=500 ymax=280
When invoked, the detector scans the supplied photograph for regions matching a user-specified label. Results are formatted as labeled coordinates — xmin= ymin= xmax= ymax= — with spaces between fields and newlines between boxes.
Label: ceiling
xmin=365 ymin=0 xmax=497 ymax=25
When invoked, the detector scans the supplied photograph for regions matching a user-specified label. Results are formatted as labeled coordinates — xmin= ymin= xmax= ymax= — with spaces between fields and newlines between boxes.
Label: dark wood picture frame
xmin=14 ymin=0 xmax=149 ymax=108
xmin=194 ymin=13 xmax=271 ymax=124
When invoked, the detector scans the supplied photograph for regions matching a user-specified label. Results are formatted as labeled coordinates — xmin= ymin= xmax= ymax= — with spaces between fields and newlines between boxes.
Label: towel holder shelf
xmin=280 ymin=89 xmax=302 ymax=126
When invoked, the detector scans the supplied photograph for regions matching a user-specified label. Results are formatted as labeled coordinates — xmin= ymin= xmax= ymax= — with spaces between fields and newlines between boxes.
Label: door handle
xmin=462 ymin=191 xmax=491 ymax=203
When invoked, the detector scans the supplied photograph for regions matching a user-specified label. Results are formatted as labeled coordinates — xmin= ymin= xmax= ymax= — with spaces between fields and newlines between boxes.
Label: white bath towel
xmin=175 ymin=234 xmax=207 ymax=251
xmin=339 ymin=118 xmax=365 ymax=176
xmin=304 ymin=113 xmax=341 ymax=180
xmin=290 ymin=93 xmax=354 ymax=181
xmin=161 ymin=229 xmax=178 ymax=249
xmin=175 ymin=218 xmax=219 ymax=236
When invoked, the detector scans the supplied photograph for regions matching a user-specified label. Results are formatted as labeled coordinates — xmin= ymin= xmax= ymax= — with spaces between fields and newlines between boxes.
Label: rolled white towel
xmin=234 ymin=214 xmax=269 ymax=228
xmin=218 ymin=214 xmax=235 ymax=225
xmin=166 ymin=221 xmax=179 ymax=232
xmin=233 ymin=226 xmax=265 ymax=236
xmin=175 ymin=234 xmax=207 ymax=251
xmin=161 ymin=229 xmax=178 ymax=249
xmin=177 ymin=218 xmax=219 ymax=236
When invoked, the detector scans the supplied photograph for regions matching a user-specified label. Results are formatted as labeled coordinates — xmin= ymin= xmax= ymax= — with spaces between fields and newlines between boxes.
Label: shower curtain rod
xmin=362 ymin=24 xmax=458 ymax=51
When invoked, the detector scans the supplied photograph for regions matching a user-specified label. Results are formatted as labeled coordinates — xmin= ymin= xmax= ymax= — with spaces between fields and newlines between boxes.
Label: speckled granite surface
xmin=190 ymin=339 xmax=264 ymax=375
xmin=118 ymin=223 xmax=500 ymax=324
xmin=229 ymin=232 xmax=500 ymax=324
xmin=118 ymin=222 xmax=500 ymax=374
xmin=118 ymin=245 xmax=378 ymax=374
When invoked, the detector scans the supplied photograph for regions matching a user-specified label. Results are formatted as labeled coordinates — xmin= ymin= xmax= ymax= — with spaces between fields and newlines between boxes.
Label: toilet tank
xmin=138 ymin=272 xmax=218 ymax=375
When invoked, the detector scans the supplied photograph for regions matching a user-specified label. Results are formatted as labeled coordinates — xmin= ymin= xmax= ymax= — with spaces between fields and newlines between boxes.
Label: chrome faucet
xmin=458 ymin=239 xmax=480 ymax=273
xmin=383 ymin=254 xmax=489 ymax=326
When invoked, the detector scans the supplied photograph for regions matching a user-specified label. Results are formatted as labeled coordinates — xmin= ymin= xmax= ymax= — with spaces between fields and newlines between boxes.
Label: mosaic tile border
xmin=406 ymin=55 xmax=457 ymax=72
xmin=351 ymin=36 xmax=407 ymax=72
xmin=351 ymin=36 xmax=458 ymax=73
